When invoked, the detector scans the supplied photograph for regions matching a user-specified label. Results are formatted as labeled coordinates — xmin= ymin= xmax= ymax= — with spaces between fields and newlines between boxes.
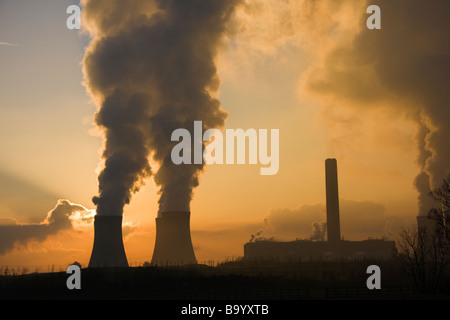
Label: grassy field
xmin=0 ymin=258 xmax=449 ymax=300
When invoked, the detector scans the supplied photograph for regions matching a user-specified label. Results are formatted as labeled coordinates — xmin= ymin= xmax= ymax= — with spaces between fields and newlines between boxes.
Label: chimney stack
xmin=151 ymin=211 xmax=197 ymax=266
xmin=325 ymin=158 xmax=341 ymax=244
xmin=88 ymin=215 xmax=128 ymax=268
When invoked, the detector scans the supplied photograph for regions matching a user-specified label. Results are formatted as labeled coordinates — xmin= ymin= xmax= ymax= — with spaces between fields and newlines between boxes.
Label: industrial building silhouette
xmin=88 ymin=158 xmax=397 ymax=267
xmin=244 ymin=159 xmax=396 ymax=260
xmin=88 ymin=210 xmax=197 ymax=268
xmin=88 ymin=215 xmax=129 ymax=267
xmin=151 ymin=211 xmax=197 ymax=265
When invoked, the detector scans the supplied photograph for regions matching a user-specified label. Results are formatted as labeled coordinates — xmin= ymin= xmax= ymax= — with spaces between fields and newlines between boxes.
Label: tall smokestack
xmin=88 ymin=216 xmax=128 ymax=268
xmin=325 ymin=158 xmax=341 ymax=244
xmin=151 ymin=211 xmax=196 ymax=266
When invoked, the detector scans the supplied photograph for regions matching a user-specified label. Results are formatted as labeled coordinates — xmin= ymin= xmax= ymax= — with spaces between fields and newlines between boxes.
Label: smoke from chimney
xmin=296 ymin=0 xmax=450 ymax=217
xmin=310 ymin=220 xmax=326 ymax=241
xmin=81 ymin=0 xmax=242 ymax=218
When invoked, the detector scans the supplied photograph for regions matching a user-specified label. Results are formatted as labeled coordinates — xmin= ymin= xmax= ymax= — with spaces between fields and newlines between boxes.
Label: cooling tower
xmin=325 ymin=158 xmax=341 ymax=244
xmin=417 ymin=215 xmax=438 ymax=233
xmin=88 ymin=215 xmax=129 ymax=268
xmin=151 ymin=211 xmax=197 ymax=266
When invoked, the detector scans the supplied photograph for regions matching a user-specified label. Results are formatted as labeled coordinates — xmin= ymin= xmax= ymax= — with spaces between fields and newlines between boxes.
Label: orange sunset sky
xmin=1 ymin=0 xmax=449 ymax=270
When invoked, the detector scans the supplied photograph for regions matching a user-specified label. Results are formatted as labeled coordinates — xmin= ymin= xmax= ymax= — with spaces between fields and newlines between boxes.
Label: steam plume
xmin=231 ymin=0 xmax=450 ymax=217
xmin=81 ymin=0 xmax=241 ymax=216
xmin=297 ymin=0 xmax=450 ymax=216
xmin=310 ymin=221 xmax=326 ymax=241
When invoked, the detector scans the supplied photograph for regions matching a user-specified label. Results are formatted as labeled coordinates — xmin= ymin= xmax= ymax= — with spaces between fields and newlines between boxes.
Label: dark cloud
xmin=82 ymin=0 xmax=242 ymax=216
xmin=0 ymin=199 xmax=91 ymax=255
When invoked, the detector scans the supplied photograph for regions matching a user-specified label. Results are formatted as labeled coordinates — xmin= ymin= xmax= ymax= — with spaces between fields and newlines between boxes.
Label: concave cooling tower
xmin=325 ymin=158 xmax=341 ymax=244
xmin=88 ymin=215 xmax=129 ymax=268
xmin=151 ymin=211 xmax=197 ymax=266
xmin=417 ymin=215 xmax=438 ymax=232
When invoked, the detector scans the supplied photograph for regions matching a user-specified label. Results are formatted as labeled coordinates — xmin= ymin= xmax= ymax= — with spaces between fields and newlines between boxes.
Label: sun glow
xmin=69 ymin=208 xmax=96 ymax=229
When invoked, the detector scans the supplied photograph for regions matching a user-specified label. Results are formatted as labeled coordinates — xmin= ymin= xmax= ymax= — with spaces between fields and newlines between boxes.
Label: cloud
xmin=0 ymin=41 xmax=18 ymax=46
xmin=250 ymin=199 xmax=399 ymax=242
xmin=0 ymin=199 xmax=93 ymax=255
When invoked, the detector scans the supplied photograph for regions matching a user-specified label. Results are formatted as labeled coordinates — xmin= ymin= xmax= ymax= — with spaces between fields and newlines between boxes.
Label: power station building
xmin=244 ymin=159 xmax=396 ymax=261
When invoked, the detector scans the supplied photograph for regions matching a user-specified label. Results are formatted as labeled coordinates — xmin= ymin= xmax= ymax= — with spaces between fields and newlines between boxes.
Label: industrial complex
xmin=244 ymin=159 xmax=396 ymax=261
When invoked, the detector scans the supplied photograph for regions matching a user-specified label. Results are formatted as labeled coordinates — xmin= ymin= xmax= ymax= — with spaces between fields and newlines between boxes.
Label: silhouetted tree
xmin=396 ymin=225 xmax=447 ymax=293
xmin=428 ymin=174 xmax=450 ymax=244
xmin=396 ymin=175 xmax=450 ymax=293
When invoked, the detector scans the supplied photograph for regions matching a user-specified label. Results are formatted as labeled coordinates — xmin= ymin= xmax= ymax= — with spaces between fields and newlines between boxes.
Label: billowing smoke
xmin=230 ymin=0 xmax=449 ymax=217
xmin=363 ymin=0 xmax=450 ymax=215
xmin=297 ymin=0 xmax=450 ymax=216
xmin=81 ymin=0 xmax=241 ymax=216
xmin=0 ymin=199 xmax=93 ymax=255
